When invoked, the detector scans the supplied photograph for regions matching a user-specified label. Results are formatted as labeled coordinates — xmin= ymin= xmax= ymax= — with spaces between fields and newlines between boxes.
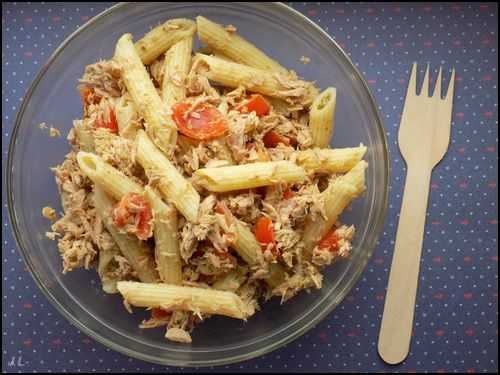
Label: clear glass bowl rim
xmin=6 ymin=2 xmax=390 ymax=367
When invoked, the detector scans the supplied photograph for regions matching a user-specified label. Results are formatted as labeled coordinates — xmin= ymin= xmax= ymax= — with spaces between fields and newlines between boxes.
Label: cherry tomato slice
xmin=151 ymin=308 xmax=170 ymax=320
xmin=318 ymin=229 xmax=339 ymax=252
xmin=172 ymin=101 xmax=227 ymax=140
xmin=263 ymin=131 xmax=291 ymax=148
xmin=237 ymin=94 xmax=271 ymax=117
xmin=283 ymin=189 xmax=295 ymax=200
xmin=255 ymin=217 xmax=275 ymax=246
xmin=112 ymin=193 xmax=153 ymax=241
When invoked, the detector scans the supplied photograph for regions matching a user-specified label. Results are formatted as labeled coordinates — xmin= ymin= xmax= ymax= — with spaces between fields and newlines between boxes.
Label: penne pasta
xmin=92 ymin=187 xmax=159 ymax=283
xmin=193 ymin=161 xmax=306 ymax=192
xmin=136 ymin=18 xmax=196 ymax=65
xmin=114 ymin=94 xmax=141 ymax=140
xmin=116 ymin=281 xmax=254 ymax=320
xmin=114 ymin=33 xmax=177 ymax=155
xmin=77 ymin=151 xmax=142 ymax=200
xmin=144 ymin=186 xmax=182 ymax=285
xmin=193 ymin=54 xmax=318 ymax=106
xmin=302 ymin=161 xmax=367 ymax=255
xmin=162 ymin=36 xmax=193 ymax=109
xmin=309 ymin=87 xmax=337 ymax=148
xmin=294 ymin=145 xmax=367 ymax=174
xmin=232 ymin=220 xmax=265 ymax=266
xmin=196 ymin=16 xmax=287 ymax=73
xmin=135 ymin=130 xmax=200 ymax=223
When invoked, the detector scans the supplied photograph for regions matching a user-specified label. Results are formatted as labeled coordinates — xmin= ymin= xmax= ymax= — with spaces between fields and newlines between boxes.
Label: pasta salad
xmin=44 ymin=16 xmax=367 ymax=344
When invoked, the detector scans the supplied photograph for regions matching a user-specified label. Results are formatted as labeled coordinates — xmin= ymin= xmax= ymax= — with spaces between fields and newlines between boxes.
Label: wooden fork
xmin=378 ymin=63 xmax=455 ymax=364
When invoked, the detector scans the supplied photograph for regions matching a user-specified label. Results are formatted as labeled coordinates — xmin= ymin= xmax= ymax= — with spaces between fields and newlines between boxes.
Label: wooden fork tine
xmin=420 ymin=63 xmax=430 ymax=97
xmin=445 ymin=68 xmax=456 ymax=103
xmin=432 ymin=67 xmax=442 ymax=99
xmin=405 ymin=62 xmax=417 ymax=101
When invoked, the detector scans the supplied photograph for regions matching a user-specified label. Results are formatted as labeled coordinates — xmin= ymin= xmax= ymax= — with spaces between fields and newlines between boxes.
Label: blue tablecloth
xmin=2 ymin=3 xmax=498 ymax=373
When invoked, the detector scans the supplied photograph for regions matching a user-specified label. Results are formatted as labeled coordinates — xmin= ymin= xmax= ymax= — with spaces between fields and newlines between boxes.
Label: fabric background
xmin=2 ymin=2 xmax=498 ymax=373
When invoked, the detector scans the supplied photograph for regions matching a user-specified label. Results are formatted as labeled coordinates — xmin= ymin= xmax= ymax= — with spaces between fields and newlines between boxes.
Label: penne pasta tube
xmin=116 ymin=281 xmax=254 ymax=320
xmin=232 ymin=220 xmax=264 ymax=266
xmin=114 ymin=33 xmax=177 ymax=155
xmin=135 ymin=130 xmax=200 ymax=223
xmin=302 ymin=161 xmax=367 ymax=255
xmin=92 ymin=187 xmax=159 ymax=283
xmin=77 ymin=151 xmax=142 ymax=200
xmin=196 ymin=16 xmax=287 ymax=73
xmin=294 ymin=145 xmax=367 ymax=174
xmin=193 ymin=54 xmax=317 ymax=106
xmin=162 ymin=36 xmax=193 ymax=109
xmin=135 ymin=18 xmax=196 ymax=65
xmin=144 ymin=186 xmax=182 ymax=285
xmin=193 ymin=161 xmax=306 ymax=193
xmin=309 ymin=87 xmax=337 ymax=148
xmin=114 ymin=94 xmax=141 ymax=140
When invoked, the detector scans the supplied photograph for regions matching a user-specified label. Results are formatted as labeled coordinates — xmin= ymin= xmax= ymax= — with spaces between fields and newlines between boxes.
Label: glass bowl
xmin=7 ymin=2 xmax=389 ymax=367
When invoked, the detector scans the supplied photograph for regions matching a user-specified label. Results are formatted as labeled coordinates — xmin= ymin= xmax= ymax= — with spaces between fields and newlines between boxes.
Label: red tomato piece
xmin=215 ymin=202 xmax=227 ymax=215
xmin=151 ymin=308 xmax=170 ymax=320
xmin=95 ymin=108 xmax=118 ymax=134
xmin=172 ymin=100 xmax=228 ymax=140
xmin=255 ymin=217 xmax=275 ymax=246
xmin=318 ymin=229 xmax=339 ymax=252
xmin=237 ymin=94 xmax=271 ymax=117
xmin=263 ymin=131 xmax=291 ymax=148
xmin=112 ymin=193 xmax=153 ymax=241
xmin=283 ymin=189 xmax=295 ymax=200
xmin=79 ymin=86 xmax=100 ymax=107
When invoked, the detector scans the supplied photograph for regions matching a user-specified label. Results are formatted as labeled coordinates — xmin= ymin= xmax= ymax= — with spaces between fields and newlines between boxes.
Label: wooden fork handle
xmin=378 ymin=163 xmax=432 ymax=364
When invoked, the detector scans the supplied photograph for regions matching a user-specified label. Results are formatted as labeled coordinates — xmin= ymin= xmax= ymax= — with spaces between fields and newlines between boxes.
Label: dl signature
xmin=7 ymin=356 xmax=28 ymax=367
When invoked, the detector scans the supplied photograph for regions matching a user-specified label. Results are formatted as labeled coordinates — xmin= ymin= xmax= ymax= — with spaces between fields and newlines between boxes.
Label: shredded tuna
xmin=272 ymin=72 xmax=317 ymax=107
xmin=47 ymin=152 xmax=102 ymax=273
xmin=235 ymin=279 xmax=260 ymax=314
xmin=225 ymin=24 xmax=237 ymax=33
xmin=186 ymin=72 xmax=220 ymax=97
xmin=49 ymin=127 xmax=62 ymax=137
xmin=225 ymin=86 xmax=246 ymax=107
xmin=300 ymin=55 xmax=311 ymax=64
xmin=225 ymin=111 xmax=259 ymax=163
xmin=272 ymin=262 xmax=323 ymax=303
xmin=78 ymin=59 xmax=123 ymax=98
xmin=223 ymin=192 xmax=261 ymax=222
xmin=180 ymin=222 xmax=198 ymax=262
xmin=191 ymin=246 xmax=236 ymax=276
xmin=165 ymin=327 xmax=192 ymax=343
xmin=93 ymin=128 xmax=143 ymax=182
xmin=42 ymin=206 xmax=57 ymax=221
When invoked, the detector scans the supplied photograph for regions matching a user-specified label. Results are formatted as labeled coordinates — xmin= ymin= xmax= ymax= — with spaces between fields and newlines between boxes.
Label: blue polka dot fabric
xmin=2 ymin=2 xmax=498 ymax=373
